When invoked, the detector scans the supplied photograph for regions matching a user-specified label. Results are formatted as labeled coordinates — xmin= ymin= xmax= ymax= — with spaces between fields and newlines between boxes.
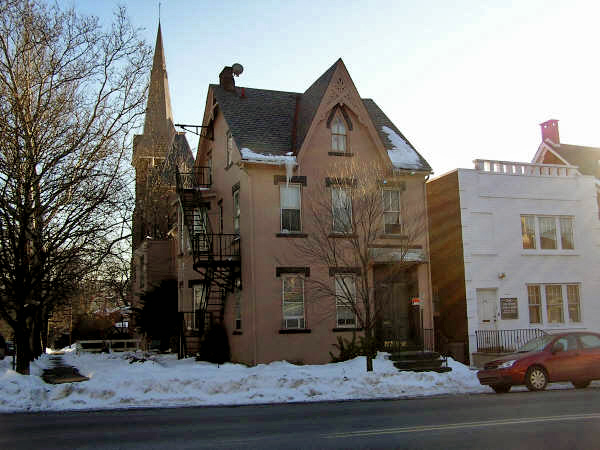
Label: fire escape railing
xmin=176 ymin=166 xmax=212 ymax=192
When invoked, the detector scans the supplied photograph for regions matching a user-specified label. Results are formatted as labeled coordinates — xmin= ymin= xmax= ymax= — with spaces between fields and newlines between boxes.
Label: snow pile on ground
xmin=0 ymin=351 xmax=487 ymax=412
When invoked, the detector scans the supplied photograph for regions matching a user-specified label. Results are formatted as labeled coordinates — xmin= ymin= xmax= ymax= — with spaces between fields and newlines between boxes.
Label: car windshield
xmin=517 ymin=335 xmax=554 ymax=353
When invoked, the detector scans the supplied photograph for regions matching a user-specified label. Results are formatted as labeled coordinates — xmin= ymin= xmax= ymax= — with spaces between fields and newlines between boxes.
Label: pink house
xmin=133 ymin=26 xmax=435 ymax=365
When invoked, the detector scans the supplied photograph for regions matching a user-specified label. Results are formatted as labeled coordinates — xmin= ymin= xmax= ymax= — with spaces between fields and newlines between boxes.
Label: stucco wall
xmin=185 ymin=85 xmax=432 ymax=365
xmin=457 ymin=168 xmax=600 ymax=361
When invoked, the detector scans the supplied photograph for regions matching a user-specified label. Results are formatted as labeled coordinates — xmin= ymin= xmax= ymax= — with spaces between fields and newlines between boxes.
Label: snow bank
xmin=0 ymin=351 xmax=491 ymax=413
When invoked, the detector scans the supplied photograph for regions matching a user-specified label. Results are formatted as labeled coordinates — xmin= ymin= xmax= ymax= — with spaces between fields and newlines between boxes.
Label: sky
xmin=73 ymin=0 xmax=600 ymax=176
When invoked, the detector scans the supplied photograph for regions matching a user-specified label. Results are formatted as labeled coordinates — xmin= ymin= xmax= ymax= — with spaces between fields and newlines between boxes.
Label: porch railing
xmin=475 ymin=329 xmax=547 ymax=353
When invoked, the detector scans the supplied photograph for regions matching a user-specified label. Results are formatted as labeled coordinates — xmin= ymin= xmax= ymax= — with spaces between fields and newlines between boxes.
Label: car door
xmin=544 ymin=335 xmax=582 ymax=382
xmin=577 ymin=334 xmax=600 ymax=380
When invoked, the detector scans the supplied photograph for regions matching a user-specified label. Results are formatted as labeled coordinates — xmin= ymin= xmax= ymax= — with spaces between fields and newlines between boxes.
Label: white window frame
xmin=282 ymin=274 xmax=305 ymax=329
xmin=335 ymin=274 xmax=356 ymax=328
xmin=332 ymin=187 xmax=352 ymax=233
xmin=526 ymin=283 xmax=582 ymax=325
xmin=520 ymin=215 xmax=574 ymax=250
xmin=383 ymin=188 xmax=402 ymax=235
xmin=331 ymin=116 xmax=347 ymax=152
xmin=233 ymin=189 xmax=240 ymax=234
xmin=280 ymin=184 xmax=302 ymax=233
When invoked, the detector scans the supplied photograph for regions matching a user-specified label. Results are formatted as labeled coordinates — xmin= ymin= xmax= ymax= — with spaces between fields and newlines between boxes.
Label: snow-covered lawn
xmin=0 ymin=350 xmax=490 ymax=412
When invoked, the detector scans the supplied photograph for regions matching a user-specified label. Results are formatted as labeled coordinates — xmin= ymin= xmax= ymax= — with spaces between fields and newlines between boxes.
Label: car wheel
xmin=491 ymin=384 xmax=511 ymax=394
xmin=525 ymin=366 xmax=548 ymax=391
xmin=572 ymin=380 xmax=591 ymax=389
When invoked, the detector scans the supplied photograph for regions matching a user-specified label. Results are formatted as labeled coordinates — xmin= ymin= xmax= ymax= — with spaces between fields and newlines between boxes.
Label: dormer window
xmin=331 ymin=116 xmax=346 ymax=152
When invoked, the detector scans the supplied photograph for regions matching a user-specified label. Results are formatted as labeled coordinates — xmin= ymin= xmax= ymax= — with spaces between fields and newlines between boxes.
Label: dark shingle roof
xmin=362 ymin=99 xmax=431 ymax=172
xmin=548 ymin=142 xmax=600 ymax=178
xmin=210 ymin=60 xmax=431 ymax=172
xmin=295 ymin=59 xmax=339 ymax=152
xmin=211 ymin=84 xmax=297 ymax=156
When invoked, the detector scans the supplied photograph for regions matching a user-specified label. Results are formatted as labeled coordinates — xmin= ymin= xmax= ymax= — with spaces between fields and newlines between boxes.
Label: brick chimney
xmin=219 ymin=66 xmax=236 ymax=92
xmin=540 ymin=119 xmax=560 ymax=145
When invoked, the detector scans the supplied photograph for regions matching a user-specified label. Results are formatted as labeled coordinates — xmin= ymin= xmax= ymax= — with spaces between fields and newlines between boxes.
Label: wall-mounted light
xmin=498 ymin=272 xmax=506 ymax=279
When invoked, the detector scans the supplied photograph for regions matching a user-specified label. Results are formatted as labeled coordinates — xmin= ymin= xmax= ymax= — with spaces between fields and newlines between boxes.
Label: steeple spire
xmin=143 ymin=23 xmax=174 ymax=137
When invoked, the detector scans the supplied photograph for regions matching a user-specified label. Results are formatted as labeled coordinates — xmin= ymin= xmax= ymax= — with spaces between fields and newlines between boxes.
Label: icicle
xmin=284 ymin=156 xmax=294 ymax=187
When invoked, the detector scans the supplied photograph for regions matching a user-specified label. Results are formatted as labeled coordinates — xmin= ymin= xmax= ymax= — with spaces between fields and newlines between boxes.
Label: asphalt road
xmin=1 ymin=388 xmax=600 ymax=449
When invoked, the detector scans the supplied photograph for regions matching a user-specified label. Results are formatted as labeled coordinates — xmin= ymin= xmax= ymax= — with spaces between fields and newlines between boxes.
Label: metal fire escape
xmin=175 ymin=167 xmax=241 ymax=333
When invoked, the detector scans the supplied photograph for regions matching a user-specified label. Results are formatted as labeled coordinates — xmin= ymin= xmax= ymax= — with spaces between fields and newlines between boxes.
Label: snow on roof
xmin=241 ymin=148 xmax=296 ymax=166
xmin=381 ymin=126 xmax=423 ymax=170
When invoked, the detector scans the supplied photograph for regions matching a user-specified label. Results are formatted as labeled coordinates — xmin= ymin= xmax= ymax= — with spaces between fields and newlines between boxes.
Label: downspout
xmin=422 ymin=174 xmax=434 ymax=333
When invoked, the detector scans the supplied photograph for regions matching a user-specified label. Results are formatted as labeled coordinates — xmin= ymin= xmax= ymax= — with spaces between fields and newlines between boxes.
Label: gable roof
xmin=210 ymin=60 xmax=431 ymax=172
xmin=546 ymin=142 xmax=600 ymax=178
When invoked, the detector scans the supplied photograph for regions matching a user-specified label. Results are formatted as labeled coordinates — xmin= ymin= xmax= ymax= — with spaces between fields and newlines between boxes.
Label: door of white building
xmin=476 ymin=288 xmax=498 ymax=331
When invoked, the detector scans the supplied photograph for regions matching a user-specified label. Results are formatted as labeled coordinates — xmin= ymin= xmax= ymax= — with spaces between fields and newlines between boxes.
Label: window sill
xmin=276 ymin=232 xmax=308 ymax=238
xmin=332 ymin=327 xmax=363 ymax=332
xmin=279 ymin=328 xmax=311 ymax=334
xmin=328 ymin=152 xmax=354 ymax=157
xmin=521 ymin=250 xmax=579 ymax=256
xmin=379 ymin=234 xmax=409 ymax=240
xmin=328 ymin=233 xmax=358 ymax=239
xmin=232 ymin=330 xmax=243 ymax=335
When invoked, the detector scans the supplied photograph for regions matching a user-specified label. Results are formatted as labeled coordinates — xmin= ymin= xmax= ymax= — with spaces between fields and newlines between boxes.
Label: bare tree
xmin=290 ymin=159 xmax=427 ymax=371
xmin=0 ymin=0 xmax=151 ymax=373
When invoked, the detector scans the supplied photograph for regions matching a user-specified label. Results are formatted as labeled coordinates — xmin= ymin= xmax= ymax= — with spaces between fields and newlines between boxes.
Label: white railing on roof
xmin=473 ymin=159 xmax=579 ymax=177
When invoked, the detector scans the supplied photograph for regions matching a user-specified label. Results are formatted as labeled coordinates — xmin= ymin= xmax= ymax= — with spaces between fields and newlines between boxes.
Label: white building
xmin=428 ymin=157 xmax=600 ymax=366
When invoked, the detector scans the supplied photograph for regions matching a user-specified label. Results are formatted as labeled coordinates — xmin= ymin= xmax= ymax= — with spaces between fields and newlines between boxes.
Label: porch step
xmin=389 ymin=351 xmax=440 ymax=361
xmin=388 ymin=350 xmax=452 ymax=373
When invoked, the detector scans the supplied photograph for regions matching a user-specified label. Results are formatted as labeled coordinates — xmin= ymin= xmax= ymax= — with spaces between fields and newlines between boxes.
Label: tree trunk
xmin=15 ymin=322 xmax=32 ymax=375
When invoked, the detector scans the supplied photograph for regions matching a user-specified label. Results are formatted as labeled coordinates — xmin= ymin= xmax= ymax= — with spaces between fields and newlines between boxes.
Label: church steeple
xmin=143 ymin=23 xmax=174 ymax=137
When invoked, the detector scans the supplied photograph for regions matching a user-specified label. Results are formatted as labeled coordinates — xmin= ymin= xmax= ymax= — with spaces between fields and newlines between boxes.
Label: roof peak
xmin=143 ymin=23 xmax=174 ymax=137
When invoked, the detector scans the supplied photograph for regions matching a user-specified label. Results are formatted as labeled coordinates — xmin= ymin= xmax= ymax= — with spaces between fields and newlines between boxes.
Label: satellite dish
xmin=232 ymin=63 xmax=244 ymax=76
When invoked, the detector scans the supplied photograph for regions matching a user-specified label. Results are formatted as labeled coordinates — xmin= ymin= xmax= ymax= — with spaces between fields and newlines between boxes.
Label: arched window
xmin=331 ymin=116 xmax=346 ymax=152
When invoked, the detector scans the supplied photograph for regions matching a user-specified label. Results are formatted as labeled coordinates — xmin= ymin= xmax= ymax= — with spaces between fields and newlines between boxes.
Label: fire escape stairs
xmin=175 ymin=168 xmax=241 ymax=324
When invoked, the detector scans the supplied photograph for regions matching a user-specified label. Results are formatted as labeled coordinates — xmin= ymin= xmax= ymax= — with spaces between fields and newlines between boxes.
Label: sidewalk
xmin=41 ymin=354 xmax=89 ymax=384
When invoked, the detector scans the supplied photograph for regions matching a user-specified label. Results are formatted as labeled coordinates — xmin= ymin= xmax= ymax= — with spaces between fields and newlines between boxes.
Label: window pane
xmin=332 ymin=188 xmax=352 ymax=232
xmin=545 ymin=285 xmax=564 ymax=323
xmin=280 ymin=185 xmax=300 ymax=209
xmin=384 ymin=190 xmax=400 ymax=212
xmin=538 ymin=217 xmax=557 ymax=249
xmin=560 ymin=217 xmax=574 ymax=249
xmin=567 ymin=284 xmax=580 ymax=322
xmin=281 ymin=209 xmax=301 ymax=232
xmin=528 ymin=285 xmax=541 ymax=324
xmin=332 ymin=117 xmax=346 ymax=134
xmin=580 ymin=335 xmax=600 ymax=349
xmin=521 ymin=216 xmax=536 ymax=249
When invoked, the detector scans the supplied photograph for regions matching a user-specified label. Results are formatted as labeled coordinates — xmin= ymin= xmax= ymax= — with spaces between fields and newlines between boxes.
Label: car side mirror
xmin=552 ymin=342 xmax=565 ymax=354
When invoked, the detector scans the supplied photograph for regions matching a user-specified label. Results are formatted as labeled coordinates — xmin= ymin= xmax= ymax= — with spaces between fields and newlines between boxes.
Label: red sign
xmin=411 ymin=297 xmax=420 ymax=306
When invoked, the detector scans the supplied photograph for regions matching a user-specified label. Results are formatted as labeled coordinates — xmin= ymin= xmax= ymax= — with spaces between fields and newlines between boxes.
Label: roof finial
xmin=158 ymin=1 xmax=161 ymax=24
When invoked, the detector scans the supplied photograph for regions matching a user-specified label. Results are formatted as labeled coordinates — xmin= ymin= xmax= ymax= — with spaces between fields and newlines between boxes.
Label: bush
xmin=329 ymin=334 xmax=376 ymax=363
xmin=198 ymin=323 xmax=230 ymax=364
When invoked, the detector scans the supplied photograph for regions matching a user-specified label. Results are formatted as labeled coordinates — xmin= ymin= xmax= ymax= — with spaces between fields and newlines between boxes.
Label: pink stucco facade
xmin=176 ymin=61 xmax=434 ymax=365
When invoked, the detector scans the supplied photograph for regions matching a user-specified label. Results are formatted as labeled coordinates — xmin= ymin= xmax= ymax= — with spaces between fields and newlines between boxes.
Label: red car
xmin=477 ymin=332 xmax=600 ymax=393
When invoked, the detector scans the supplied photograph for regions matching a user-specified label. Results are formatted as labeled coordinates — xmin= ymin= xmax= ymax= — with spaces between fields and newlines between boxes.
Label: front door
xmin=476 ymin=289 xmax=498 ymax=331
